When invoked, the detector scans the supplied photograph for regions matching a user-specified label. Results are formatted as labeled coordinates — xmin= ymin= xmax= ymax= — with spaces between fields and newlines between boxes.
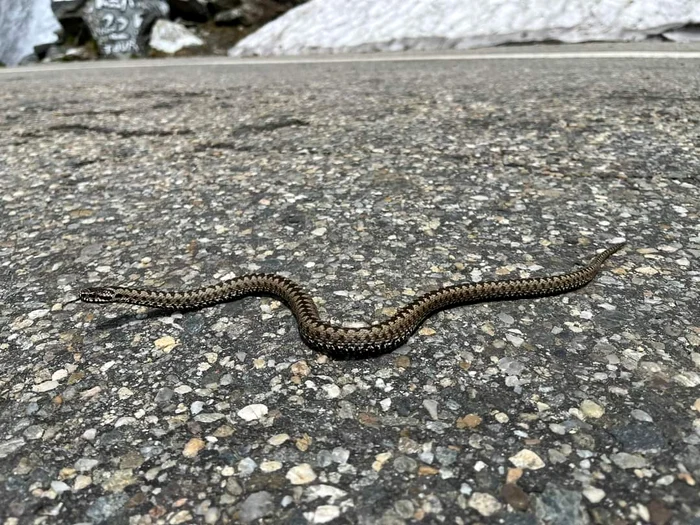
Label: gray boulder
xmin=80 ymin=0 xmax=169 ymax=57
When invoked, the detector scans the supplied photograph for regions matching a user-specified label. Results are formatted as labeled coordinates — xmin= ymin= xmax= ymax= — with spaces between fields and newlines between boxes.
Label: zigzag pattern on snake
xmin=79 ymin=243 xmax=625 ymax=358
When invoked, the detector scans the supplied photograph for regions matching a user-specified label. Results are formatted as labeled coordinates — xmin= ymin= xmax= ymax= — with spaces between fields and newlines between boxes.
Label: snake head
xmin=79 ymin=287 xmax=117 ymax=303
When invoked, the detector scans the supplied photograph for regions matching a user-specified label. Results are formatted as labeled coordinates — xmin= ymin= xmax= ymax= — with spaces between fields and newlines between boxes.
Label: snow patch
xmin=0 ymin=0 xmax=60 ymax=66
xmin=230 ymin=0 xmax=700 ymax=57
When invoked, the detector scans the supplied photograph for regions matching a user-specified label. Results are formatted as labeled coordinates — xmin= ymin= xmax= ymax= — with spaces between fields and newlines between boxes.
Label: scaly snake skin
xmin=80 ymin=243 xmax=624 ymax=358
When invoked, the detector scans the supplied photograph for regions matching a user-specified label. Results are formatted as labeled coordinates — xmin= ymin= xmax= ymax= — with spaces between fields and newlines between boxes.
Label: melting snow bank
xmin=229 ymin=0 xmax=700 ymax=57
xmin=0 ymin=0 xmax=60 ymax=66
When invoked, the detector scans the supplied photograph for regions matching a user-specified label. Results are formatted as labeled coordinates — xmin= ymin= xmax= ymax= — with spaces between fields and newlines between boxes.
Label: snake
xmin=79 ymin=243 xmax=624 ymax=358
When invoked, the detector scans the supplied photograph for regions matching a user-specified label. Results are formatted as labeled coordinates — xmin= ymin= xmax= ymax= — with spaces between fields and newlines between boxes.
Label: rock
xmin=468 ymin=492 xmax=502 ymax=517
xmin=32 ymin=380 xmax=59 ymax=393
xmin=630 ymin=409 xmax=654 ymax=422
xmin=501 ymin=483 xmax=530 ymax=511
xmin=238 ymin=491 xmax=274 ymax=522
xmin=23 ymin=425 xmax=44 ymax=440
xmin=102 ymin=469 xmax=137 ymax=492
xmin=51 ymin=480 xmax=71 ymax=494
xmin=423 ymin=399 xmax=439 ymax=419
xmin=305 ymin=505 xmax=341 ymax=523
xmin=647 ymin=499 xmax=673 ymax=525
xmin=580 ymin=400 xmax=605 ymax=419
xmin=393 ymin=455 xmax=418 ymax=473
xmin=268 ymin=433 xmax=290 ymax=446
xmin=331 ymin=447 xmax=350 ymax=464
xmin=155 ymin=387 xmax=175 ymax=403
xmin=74 ymin=458 xmax=99 ymax=471
xmin=260 ymin=460 xmax=282 ymax=472
xmin=456 ymin=413 xmax=482 ymax=429
xmin=149 ymin=19 xmax=204 ymax=54
xmin=612 ymin=423 xmax=666 ymax=452
xmin=74 ymin=475 xmax=92 ymax=490
xmin=0 ymin=0 xmax=61 ymax=66
xmin=533 ymin=483 xmax=590 ymax=525
xmin=170 ymin=511 xmax=193 ymax=524
xmin=582 ymin=487 xmax=606 ymax=504
xmin=85 ymin=493 xmax=130 ymax=524
xmin=498 ymin=357 xmax=525 ymax=375
xmin=286 ymin=463 xmax=317 ymax=484
xmin=237 ymin=403 xmax=268 ymax=421
xmin=610 ymin=452 xmax=648 ymax=469
xmin=435 ymin=446 xmax=458 ymax=466
xmin=81 ymin=0 xmax=168 ymax=57
xmin=238 ymin=457 xmax=257 ymax=476
xmin=0 ymin=437 xmax=25 ymax=459
xmin=509 ymin=449 xmax=545 ymax=470
xmin=183 ymin=437 xmax=206 ymax=458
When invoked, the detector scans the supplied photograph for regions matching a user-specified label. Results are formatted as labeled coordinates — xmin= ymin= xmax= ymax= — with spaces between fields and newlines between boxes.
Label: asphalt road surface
xmin=1 ymin=44 xmax=699 ymax=524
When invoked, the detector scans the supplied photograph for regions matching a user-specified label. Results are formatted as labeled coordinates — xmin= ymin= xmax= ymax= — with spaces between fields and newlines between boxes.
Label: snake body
xmin=80 ymin=243 xmax=624 ymax=358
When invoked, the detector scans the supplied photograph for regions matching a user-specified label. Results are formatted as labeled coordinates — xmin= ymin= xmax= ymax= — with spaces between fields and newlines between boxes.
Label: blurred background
xmin=1 ymin=0 xmax=699 ymax=67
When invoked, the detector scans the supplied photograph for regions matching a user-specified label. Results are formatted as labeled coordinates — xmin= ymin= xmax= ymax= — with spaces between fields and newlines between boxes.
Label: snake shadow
xmin=93 ymin=307 xmax=197 ymax=330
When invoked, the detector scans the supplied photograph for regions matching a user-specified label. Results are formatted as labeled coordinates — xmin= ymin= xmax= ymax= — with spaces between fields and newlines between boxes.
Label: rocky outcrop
xmin=149 ymin=19 xmax=204 ymax=54
xmin=81 ymin=0 xmax=169 ymax=57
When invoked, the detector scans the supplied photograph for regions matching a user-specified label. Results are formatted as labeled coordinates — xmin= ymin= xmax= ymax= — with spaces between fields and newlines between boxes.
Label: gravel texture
xmin=1 ymin=46 xmax=699 ymax=524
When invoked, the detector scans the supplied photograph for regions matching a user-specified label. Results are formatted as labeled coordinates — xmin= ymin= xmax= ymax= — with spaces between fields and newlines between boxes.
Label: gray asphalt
xmin=1 ymin=45 xmax=699 ymax=525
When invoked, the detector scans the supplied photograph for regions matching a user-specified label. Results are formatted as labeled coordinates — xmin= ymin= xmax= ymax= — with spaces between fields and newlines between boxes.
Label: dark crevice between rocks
xmin=47 ymin=124 xmax=194 ymax=137
xmin=231 ymin=117 xmax=310 ymax=136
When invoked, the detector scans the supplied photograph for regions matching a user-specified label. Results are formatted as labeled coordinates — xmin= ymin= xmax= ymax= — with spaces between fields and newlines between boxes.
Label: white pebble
xmin=268 ymin=433 xmax=290 ymax=446
xmin=322 ymin=384 xmax=341 ymax=399
xmin=423 ymin=399 xmax=439 ymax=420
xmin=286 ymin=463 xmax=317 ymax=485
xmin=468 ymin=492 xmax=502 ymax=516
xmin=631 ymin=409 xmax=653 ymax=422
xmin=50 ymin=481 xmax=71 ymax=494
xmin=505 ymin=333 xmax=524 ymax=347
xmin=583 ymin=487 xmax=606 ymax=503
xmin=117 ymin=387 xmax=133 ymax=400
xmin=237 ymin=404 xmax=268 ymax=421
xmin=73 ymin=475 xmax=92 ymax=490
xmin=260 ymin=461 xmax=283 ymax=473
xmin=509 ymin=449 xmax=545 ymax=470
xmin=304 ymin=505 xmax=340 ymax=524
xmin=580 ymin=400 xmax=605 ymax=419
xmin=32 ymin=380 xmax=58 ymax=393
xmin=194 ymin=413 xmax=225 ymax=423
xmin=28 ymin=309 xmax=50 ymax=320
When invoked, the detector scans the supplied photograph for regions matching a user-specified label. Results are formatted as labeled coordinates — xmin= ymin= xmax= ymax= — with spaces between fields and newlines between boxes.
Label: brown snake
xmin=79 ymin=243 xmax=624 ymax=358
